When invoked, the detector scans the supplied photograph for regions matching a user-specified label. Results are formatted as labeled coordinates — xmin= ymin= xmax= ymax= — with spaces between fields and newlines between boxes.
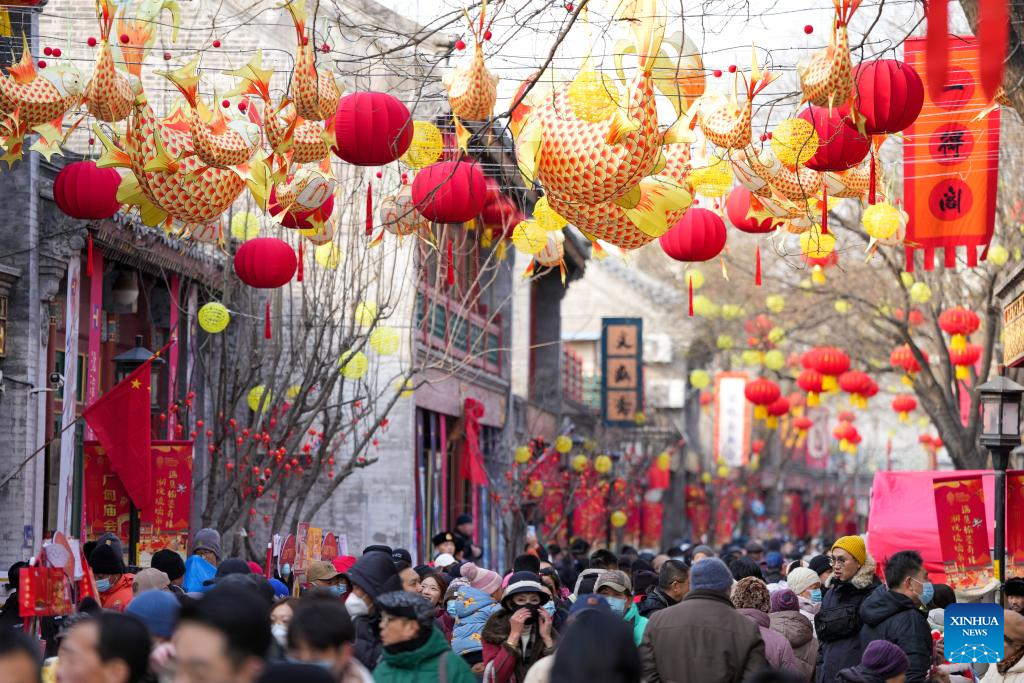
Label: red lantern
xmin=838 ymin=370 xmax=873 ymax=408
xmin=660 ymin=208 xmax=728 ymax=262
xmin=809 ymin=347 xmax=850 ymax=392
xmin=891 ymin=394 xmax=917 ymax=422
xmin=411 ymin=160 xmax=488 ymax=223
xmin=234 ymin=238 xmax=297 ymax=288
xmin=744 ymin=377 xmax=781 ymax=420
xmin=793 ymin=416 xmax=814 ymax=433
xmin=846 ymin=59 xmax=925 ymax=135
xmin=333 ymin=92 xmax=413 ymax=166
xmin=938 ymin=306 xmax=980 ymax=351
xmin=480 ymin=194 xmax=522 ymax=237
xmin=765 ymin=396 xmax=790 ymax=430
xmin=948 ymin=343 xmax=982 ymax=381
xmin=725 ymin=186 xmax=779 ymax=233
xmin=833 ymin=420 xmax=859 ymax=452
xmin=54 ymin=161 xmax=122 ymax=219
xmin=890 ymin=344 xmax=927 ymax=378
xmin=268 ymin=185 xmax=335 ymax=230
xmin=798 ymin=106 xmax=870 ymax=172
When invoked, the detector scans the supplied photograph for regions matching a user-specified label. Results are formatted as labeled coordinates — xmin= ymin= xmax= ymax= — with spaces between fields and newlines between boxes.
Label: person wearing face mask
xmin=449 ymin=563 xmax=503 ymax=672
xmin=88 ymin=542 xmax=135 ymax=612
xmin=287 ymin=595 xmax=375 ymax=683
xmin=346 ymin=550 xmax=404 ymax=670
xmin=269 ymin=598 xmax=299 ymax=656
xmin=594 ymin=570 xmax=648 ymax=646
xmin=372 ymin=591 xmax=475 ymax=683
xmin=786 ymin=567 xmax=824 ymax=625
xmin=481 ymin=571 xmax=556 ymax=683
xmin=859 ymin=550 xmax=934 ymax=683
xmin=306 ymin=561 xmax=350 ymax=598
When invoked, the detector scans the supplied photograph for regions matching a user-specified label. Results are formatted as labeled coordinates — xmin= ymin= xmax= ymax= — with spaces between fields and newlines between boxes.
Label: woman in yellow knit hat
xmin=813 ymin=536 xmax=880 ymax=683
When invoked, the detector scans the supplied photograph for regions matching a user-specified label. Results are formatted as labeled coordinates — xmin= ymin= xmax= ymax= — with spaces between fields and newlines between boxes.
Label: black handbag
xmin=814 ymin=603 xmax=861 ymax=642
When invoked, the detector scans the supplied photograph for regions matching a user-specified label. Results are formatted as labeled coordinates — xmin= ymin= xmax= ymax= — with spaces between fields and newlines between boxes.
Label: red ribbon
xmin=86 ymin=233 xmax=93 ymax=277
xmin=297 ymin=241 xmax=304 ymax=282
xmin=755 ymin=245 xmax=762 ymax=286
xmin=688 ymin=277 xmax=694 ymax=317
xmin=446 ymin=239 xmax=455 ymax=287
xmin=264 ymin=299 xmax=272 ymax=340
xmin=365 ymin=182 xmax=373 ymax=236
xmin=925 ymin=0 xmax=948 ymax=102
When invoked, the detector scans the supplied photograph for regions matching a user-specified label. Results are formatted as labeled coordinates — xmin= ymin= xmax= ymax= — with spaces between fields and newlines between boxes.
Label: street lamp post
xmin=112 ymin=335 xmax=165 ymax=568
xmin=977 ymin=375 xmax=1024 ymax=602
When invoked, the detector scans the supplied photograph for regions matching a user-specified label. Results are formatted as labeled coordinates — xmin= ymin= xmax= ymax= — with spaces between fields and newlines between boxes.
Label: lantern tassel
xmin=86 ymin=232 xmax=93 ymax=276
xmin=264 ymin=299 xmax=272 ymax=340
xmin=754 ymin=246 xmax=762 ymax=286
xmin=297 ymin=241 xmax=304 ymax=282
xmin=820 ymin=185 xmax=828 ymax=234
xmin=688 ymin=277 xmax=694 ymax=317
xmin=446 ymin=239 xmax=455 ymax=287
xmin=868 ymin=150 xmax=877 ymax=205
xmin=365 ymin=182 xmax=373 ymax=236
xmin=955 ymin=365 xmax=969 ymax=380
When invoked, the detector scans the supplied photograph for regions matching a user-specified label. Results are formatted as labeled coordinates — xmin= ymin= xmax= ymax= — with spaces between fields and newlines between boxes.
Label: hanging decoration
xmin=938 ymin=306 xmax=980 ymax=351
xmin=233 ymin=238 xmax=297 ymax=339
xmin=400 ymin=121 xmax=444 ymax=169
xmin=54 ymin=161 xmax=121 ymax=219
xmin=744 ymin=377 xmax=781 ymax=420
xmin=949 ymin=343 xmax=982 ymax=381
xmin=197 ymin=302 xmax=230 ymax=334
xmin=284 ymin=0 xmax=343 ymax=122
xmin=891 ymin=394 xmax=917 ymax=422
xmin=338 ymin=350 xmax=369 ymax=380
xmin=84 ymin=0 xmax=147 ymax=124
xmin=890 ymin=344 xmax=928 ymax=385
xmin=659 ymin=208 xmax=727 ymax=262
xmin=807 ymin=346 xmax=849 ymax=392
xmin=798 ymin=105 xmax=869 ymax=172
xmin=797 ymin=0 xmax=860 ymax=110
xmin=333 ymin=92 xmax=414 ymax=166
xmin=838 ymin=370 xmax=874 ymax=408
xmin=443 ymin=0 xmax=499 ymax=121
xmin=765 ymin=396 xmax=790 ymax=430
xmin=412 ymin=160 xmax=488 ymax=223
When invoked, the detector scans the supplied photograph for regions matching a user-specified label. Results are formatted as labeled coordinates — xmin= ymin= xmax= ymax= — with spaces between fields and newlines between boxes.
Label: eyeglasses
xmin=828 ymin=556 xmax=849 ymax=567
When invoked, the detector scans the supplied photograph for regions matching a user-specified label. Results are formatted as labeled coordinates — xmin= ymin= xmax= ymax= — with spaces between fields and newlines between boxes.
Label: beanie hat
xmin=765 ymin=551 xmax=783 ymax=569
xmin=786 ymin=567 xmax=820 ymax=597
xmin=89 ymin=543 xmax=125 ymax=575
xmin=770 ymin=588 xmax=800 ymax=613
xmin=455 ymin=514 xmax=473 ymax=526
xmin=1006 ymin=577 xmax=1024 ymax=597
xmin=861 ymin=640 xmax=909 ymax=679
xmin=192 ymin=528 xmax=222 ymax=561
xmin=203 ymin=557 xmax=252 ymax=586
xmin=363 ymin=545 xmax=393 ymax=555
xmin=808 ymin=554 xmax=831 ymax=576
xmin=502 ymin=571 xmax=550 ymax=605
xmin=150 ymin=549 xmax=185 ymax=581
xmin=132 ymin=568 xmax=170 ymax=595
xmin=831 ymin=536 xmax=867 ymax=567
xmin=460 ymin=562 xmax=502 ymax=595
xmin=689 ymin=557 xmax=733 ymax=593
xmin=691 ymin=545 xmax=715 ymax=560
xmin=125 ymin=589 xmax=180 ymax=639
xmin=95 ymin=533 xmax=124 ymax=561
xmin=433 ymin=553 xmax=456 ymax=569
xmin=732 ymin=576 xmax=770 ymax=612
xmin=928 ymin=608 xmax=945 ymax=634
xmin=268 ymin=578 xmax=290 ymax=599
xmin=247 ymin=561 xmax=264 ymax=576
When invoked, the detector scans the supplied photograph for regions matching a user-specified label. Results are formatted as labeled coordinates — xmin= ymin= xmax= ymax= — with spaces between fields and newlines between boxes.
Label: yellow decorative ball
xmin=354 ymin=301 xmax=379 ymax=328
xmin=554 ymin=435 xmax=573 ymax=454
xmin=369 ymin=326 xmax=400 ymax=355
xmin=314 ymin=242 xmax=343 ymax=269
xmin=512 ymin=220 xmax=548 ymax=254
xmin=690 ymin=157 xmax=734 ymax=197
xmin=689 ymin=369 xmax=711 ymax=390
xmin=772 ymin=118 xmax=819 ymax=167
xmin=247 ymin=385 xmax=272 ymax=413
xmin=862 ymin=202 xmax=902 ymax=240
xmin=767 ymin=327 xmax=785 ymax=344
xmin=717 ymin=464 xmax=730 ymax=479
xmin=571 ymin=454 xmax=589 ymax=472
xmin=529 ymin=480 xmax=545 ymax=498
xmin=286 ymin=384 xmax=303 ymax=401
xmin=594 ymin=454 xmax=612 ymax=474
xmin=514 ymin=446 xmax=532 ymax=464
xmin=198 ymin=302 xmax=230 ymax=334
xmin=989 ymin=244 xmax=1010 ymax=266
xmin=567 ymin=68 xmax=621 ymax=123
xmin=686 ymin=268 xmax=705 ymax=290
xmin=230 ymin=211 xmax=260 ymax=241
xmin=692 ymin=295 xmax=718 ymax=318
xmin=338 ymin=350 xmax=369 ymax=380
xmin=742 ymin=350 xmax=764 ymax=367
xmin=717 ymin=334 xmax=734 ymax=350
xmin=610 ymin=510 xmax=628 ymax=528
xmin=400 ymin=121 xmax=443 ymax=169
xmin=800 ymin=230 xmax=836 ymax=259
xmin=763 ymin=349 xmax=785 ymax=371
xmin=533 ymin=196 xmax=568 ymax=232
xmin=835 ymin=300 xmax=850 ymax=314
xmin=395 ymin=378 xmax=415 ymax=398
xmin=766 ymin=295 xmax=785 ymax=314
xmin=910 ymin=282 xmax=932 ymax=304
xmin=701 ymin=472 xmax=712 ymax=484
xmin=722 ymin=304 xmax=744 ymax=320
xmin=900 ymin=272 xmax=915 ymax=288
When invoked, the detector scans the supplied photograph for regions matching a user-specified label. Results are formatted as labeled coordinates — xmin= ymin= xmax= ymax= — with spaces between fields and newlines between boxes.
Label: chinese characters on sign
xmin=1006 ymin=472 xmax=1024 ymax=576
xmin=904 ymin=37 xmax=999 ymax=270
xmin=601 ymin=318 xmax=644 ymax=426
xmin=19 ymin=566 xmax=72 ymax=617
xmin=933 ymin=475 xmax=994 ymax=590
xmin=713 ymin=373 xmax=751 ymax=468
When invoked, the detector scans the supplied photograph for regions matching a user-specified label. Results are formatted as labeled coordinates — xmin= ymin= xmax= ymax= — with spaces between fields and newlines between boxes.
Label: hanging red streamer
xmin=365 ymin=182 xmax=373 ymax=236
xmin=688 ymin=277 xmax=694 ymax=317
xmin=978 ymin=0 xmax=1008 ymax=100
xmin=925 ymin=0 xmax=948 ymax=102
xmin=264 ymin=300 xmax=272 ymax=340
xmin=868 ymin=152 xmax=877 ymax=205
xmin=446 ymin=239 xmax=455 ymax=287
xmin=820 ymin=186 xmax=828 ymax=234
xmin=297 ymin=241 xmax=304 ymax=282
xmin=755 ymin=246 xmax=762 ymax=286
xmin=86 ymin=232 xmax=93 ymax=277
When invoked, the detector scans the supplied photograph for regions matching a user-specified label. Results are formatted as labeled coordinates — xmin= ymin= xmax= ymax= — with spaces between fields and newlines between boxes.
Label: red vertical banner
xmin=19 ymin=567 xmax=73 ymax=617
xmin=321 ymin=532 xmax=338 ymax=562
xmin=138 ymin=442 xmax=193 ymax=561
xmin=933 ymin=475 xmax=994 ymax=590
xmin=1006 ymin=471 xmax=1024 ymax=576
xmin=904 ymin=36 xmax=999 ymax=270
xmin=167 ymin=275 xmax=180 ymax=437
xmin=83 ymin=442 xmax=131 ymax=541
xmin=807 ymin=499 xmax=823 ymax=538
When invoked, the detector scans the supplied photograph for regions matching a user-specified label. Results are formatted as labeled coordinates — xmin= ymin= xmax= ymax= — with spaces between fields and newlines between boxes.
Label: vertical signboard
xmin=601 ymin=318 xmax=644 ymax=427
xmin=713 ymin=372 xmax=751 ymax=467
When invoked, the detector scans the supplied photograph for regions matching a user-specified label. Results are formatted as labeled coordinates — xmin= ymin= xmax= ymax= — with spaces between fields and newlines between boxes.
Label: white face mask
xmin=345 ymin=592 xmax=369 ymax=618
xmin=271 ymin=623 xmax=288 ymax=647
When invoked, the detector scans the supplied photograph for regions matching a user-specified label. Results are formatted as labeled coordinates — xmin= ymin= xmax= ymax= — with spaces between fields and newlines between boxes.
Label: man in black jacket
xmin=638 ymin=559 xmax=689 ymax=617
xmin=345 ymin=550 xmax=402 ymax=671
xmin=859 ymin=550 xmax=934 ymax=683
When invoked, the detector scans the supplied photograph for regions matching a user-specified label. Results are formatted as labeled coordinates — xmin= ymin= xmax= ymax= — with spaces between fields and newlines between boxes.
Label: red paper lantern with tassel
xmin=797 ymin=368 xmax=824 ymax=406
xmin=725 ymin=186 xmax=779 ymax=233
xmin=234 ymin=238 xmax=297 ymax=340
xmin=744 ymin=377 xmax=781 ymax=420
xmin=891 ymin=394 xmax=917 ymax=422
xmin=660 ymin=208 xmax=728 ymax=262
xmin=333 ymin=92 xmax=414 ymax=166
xmin=794 ymin=415 xmax=814 ymax=434
xmin=948 ymin=343 xmax=982 ymax=381
xmin=808 ymin=346 xmax=850 ymax=392
xmin=838 ymin=370 xmax=873 ymax=408
xmin=54 ymin=161 xmax=122 ymax=219
xmin=765 ymin=396 xmax=790 ymax=430
xmin=411 ymin=160 xmax=488 ymax=223
xmin=938 ymin=306 xmax=980 ymax=351
xmin=846 ymin=60 xmax=925 ymax=135
xmin=798 ymin=106 xmax=870 ymax=172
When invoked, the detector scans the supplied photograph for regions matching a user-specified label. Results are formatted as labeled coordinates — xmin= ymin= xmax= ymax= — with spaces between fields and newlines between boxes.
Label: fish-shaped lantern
xmin=798 ymin=0 xmax=861 ymax=110
xmin=700 ymin=54 xmax=777 ymax=150
xmin=284 ymin=0 xmax=342 ymax=122
xmin=443 ymin=0 xmax=498 ymax=121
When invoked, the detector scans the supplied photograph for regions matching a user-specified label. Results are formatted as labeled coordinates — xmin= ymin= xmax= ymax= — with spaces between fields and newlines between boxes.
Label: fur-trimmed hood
xmin=848 ymin=552 xmax=877 ymax=590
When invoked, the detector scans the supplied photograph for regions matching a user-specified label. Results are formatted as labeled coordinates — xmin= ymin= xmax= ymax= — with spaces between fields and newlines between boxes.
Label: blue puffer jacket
xmin=448 ymin=585 xmax=500 ymax=656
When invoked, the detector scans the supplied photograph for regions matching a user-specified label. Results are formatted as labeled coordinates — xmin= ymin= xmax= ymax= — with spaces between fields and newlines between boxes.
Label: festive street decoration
xmin=443 ymin=1 xmax=498 ymax=121
xmin=847 ymin=59 xmax=924 ymax=135
xmin=938 ymin=306 xmax=981 ymax=351
xmin=891 ymin=394 xmax=917 ymax=422
xmin=949 ymin=343 xmax=982 ymax=381
xmin=744 ymin=377 xmax=781 ymax=420
xmin=659 ymin=207 xmax=727 ymax=262
xmin=798 ymin=105 xmax=869 ymax=172
xmin=890 ymin=344 xmax=928 ymax=385
xmin=54 ymin=161 xmax=121 ymax=219
xmin=197 ymin=302 xmax=230 ymax=334
xmin=284 ymin=0 xmax=342 ymax=122
xmin=333 ymin=92 xmax=413 ymax=166
xmin=412 ymin=160 xmax=487 ymax=223
xmin=807 ymin=346 xmax=849 ymax=392
xmin=233 ymin=237 xmax=297 ymax=339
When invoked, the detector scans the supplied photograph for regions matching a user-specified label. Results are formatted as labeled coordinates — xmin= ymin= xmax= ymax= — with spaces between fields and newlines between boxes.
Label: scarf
xmin=998 ymin=644 xmax=1024 ymax=675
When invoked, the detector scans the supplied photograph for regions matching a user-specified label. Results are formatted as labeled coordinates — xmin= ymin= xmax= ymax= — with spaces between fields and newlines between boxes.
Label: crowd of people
xmin=1 ymin=523 xmax=1023 ymax=683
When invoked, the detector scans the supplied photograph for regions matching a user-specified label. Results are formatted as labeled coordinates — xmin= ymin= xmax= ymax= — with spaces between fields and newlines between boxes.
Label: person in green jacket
xmin=595 ymin=570 xmax=648 ymax=646
xmin=372 ymin=590 xmax=476 ymax=683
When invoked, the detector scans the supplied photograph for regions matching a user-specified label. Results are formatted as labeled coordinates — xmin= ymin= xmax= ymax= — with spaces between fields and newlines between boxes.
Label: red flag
xmin=459 ymin=398 xmax=488 ymax=486
xmin=83 ymin=347 xmax=166 ymax=509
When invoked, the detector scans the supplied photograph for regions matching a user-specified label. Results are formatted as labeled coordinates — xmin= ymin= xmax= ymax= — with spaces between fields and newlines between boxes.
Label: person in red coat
xmin=89 ymin=543 xmax=135 ymax=612
xmin=481 ymin=572 xmax=556 ymax=683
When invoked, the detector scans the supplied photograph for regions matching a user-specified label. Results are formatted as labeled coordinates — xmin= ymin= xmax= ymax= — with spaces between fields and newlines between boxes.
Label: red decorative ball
xmin=713 ymin=69 xmax=723 ymax=77
xmin=320 ymin=43 xmax=331 ymax=53
xmin=566 ymin=2 xmax=574 ymax=11
xmin=37 ymin=60 xmax=45 ymax=69
xmin=455 ymin=39 xmax=466 ymax=50
xmin=233 ymin=238 xmax=297 ymax=289
xmin=333 ymin=92 xmax=413 ymax=166
xmin=798 ymin=105 xmax=870 ymax=172
xmin=659 ymin=207 xmax=727 ymax=262
xmin=87 ymin=37 xmax=97 ymax=47
xmin=43 ymin=46 xmax=52 ymax=56
xmin=54 ymin=161 xmax=122 ymax=219
xmin=483 ymin=30 xmax=492 ymax=40
xmin=725 ymin=186 xmax=779 ymax=234
xmin=52 ymin=48 xmax=61 ymax=57
xmin=212 ymin=39 xmax=221 ymax=48
xmin=119 ymin=33 xmax=129 ymax=44
xmin=804 ymin=24 xmax=813 ymax=34
xmin=411 ymin=160 xmax=488 ymax=223
xmin=163 ymin=52 xmax=172 ymax=61
xmin=221 ymin=99 xmax=230 ymax=108
xmin=845 ymin=59 xmax=924 ymax=135
xmin=375 ymin=171 xmax=382 ymax=178
xmin=237 ymin=101 xmax=247 ymax=112
xmin=728 ymin=64 xmax=736 ymax=73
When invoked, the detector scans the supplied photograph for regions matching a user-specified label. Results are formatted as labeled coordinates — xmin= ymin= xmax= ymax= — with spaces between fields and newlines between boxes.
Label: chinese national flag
xmin=83 ymin=357 xmax=157 ymax=509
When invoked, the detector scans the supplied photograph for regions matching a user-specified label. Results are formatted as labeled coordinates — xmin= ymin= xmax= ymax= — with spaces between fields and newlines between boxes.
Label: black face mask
xmin=523 ymin=603 xmax=542 ymax=625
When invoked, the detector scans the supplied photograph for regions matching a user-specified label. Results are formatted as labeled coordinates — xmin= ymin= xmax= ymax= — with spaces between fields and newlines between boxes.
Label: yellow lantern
xmin=765 ymin=295 xmax=785 ymax=314
xmin=692 ymin=295 xmax=718 ymax=318
xmin=690 ymin=156 xmax=734 ymax=197
xmin=369 ymin=326 xmax=400 ymax=355
xmin=514 ymin=446 xmax=532 ymax=464
xmin=571 ymin=454 xmax=589 ymax=472
xmin=400 ymin=121 xmax=443 ymax=169
xmin=689 ymin=369 xmax=711 ymax=390
xmin=554 ymin=435 xmax=573 ymax=454
xmin=512 ymin=220 xmax=548 ymax=254
xmin=395 ymin=378 xmax=415 ymax=398
xmin=568 ymin=68 xmax=620 ymax=122
xmin=610 ymin=510 xmax=628 ymax=528
xmin=900 ymin=272 xmax=915 ymax=288
xmin=247 ymin=385 xmax=271 ymax=412
xmin=534 ymin=196 xmax=568 ymax=232
xmin=354 ymin=301 xmax=379 ymax=328
xmin=634 ymin=412 xmax=646 ymax=425
xmin=314 ymin=242 xmax=343 ymax=269
xmin=800 ymin=230 xmax=836 ymax=259
xmin=721 ymin=304 xmax=744 ymax=320
xmin=594 ymin=454 xmax=612 ymax=474
xmin=862 ymin=202 xmax=901 ymax=240
xmin=763 ymin=349 xmax=785 ymax=371
xmin=657 ymin=451 xmax=671 ymax=471
xmin=717 ymin=464 xmax=730 ymax=478
xmin=835 ymin=300 xmax=850 ymax=314
xmin=989 ymin=244 xmax=1010 ymax=266
xmin=230 ymin=211 xmax=260 ymax=241
xmin=701 ymin=471 xmax=712 ymax=484
xmin=198 ymin=302 xmax=230 ymax=334
xmin=768 ymin=327 xmax=785 ymax=344
xmin=686 ymin=268 xmax=705 ymax=290
xmin=338 ymin=350 xmax=369 ymax=379
xmin=529 ymin=480 xmax=545 ymax=498
xmin=910 ymin=282 xmax=932 ymax=304
xmin=742 ymin=350 xmax=763 ymax=367
xmin=286 ymin=384 xmax=303 ymax=401
xmin=771 ymin=118 xmax=819 ymax=167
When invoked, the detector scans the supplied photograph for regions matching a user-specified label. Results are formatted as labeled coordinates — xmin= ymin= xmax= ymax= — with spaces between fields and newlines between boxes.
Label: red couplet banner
xmin=1006 ymin=471 xmax=1024 ymax=576
xmin=19 ymin=567 xmax=72 ymax=617
xmin=933 ymin=475 xmax=994 ymax=590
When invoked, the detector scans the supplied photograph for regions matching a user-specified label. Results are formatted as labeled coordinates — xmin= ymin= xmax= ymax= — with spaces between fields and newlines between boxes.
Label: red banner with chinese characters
xmin=1006 ymin=471 xmax=1024 ymax=576
xmin=904 ymin=36 xmax=999 ymax=271
xmin=714 ymin=482 xmax=743 ymax=546
xmin=573 ymin=472 xmax=608 ymax=544
xmin=807 ymin=499 xmax=823 ymax=538
xmin=19 ymin=567 xmax=72 ymax=617
xmin=933 ymin=475 xmax=994 ymax=590
xmin=83 ymin=442 xmax=131 ymax=540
